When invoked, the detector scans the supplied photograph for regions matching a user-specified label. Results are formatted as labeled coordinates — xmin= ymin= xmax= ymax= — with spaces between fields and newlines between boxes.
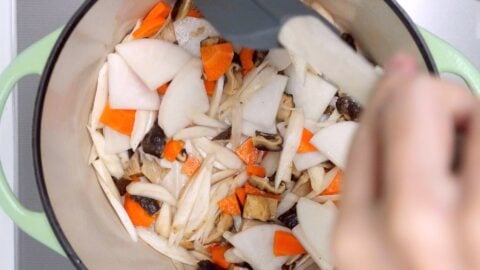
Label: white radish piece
xmin=173 ymin=126 xmax=221 ymax=140
xmin=289 ymin=52 xmax=307 ymax=84
xmin=231 ymin=171 xmax=249 ymax=190
xmin=308 ymin=165 xmax=325 ymax=193
xmin=115 ymin=39 xmax=192 ymax=90
xmin=92 ymin=160 xmax=137 ymax=242
xmin=261 ymin=152 xmax=280 ymax=177
xmin=296 ymin=198 xmax=337 ymax=266
xmin=126 ymin=182 xmax=177 ymax=206
xmin=158 ymin=59 xmax=209 ymax=137
xmin=208 ymin=76 xmax=225 ymax=118
xmin=276 ymin=192 xmax=299 ymax=217
xmin=242 ymin=74 xmax=288 ymax=128
xmin=265 ymin=49 xmax=291 ymax=71
xmin=173 ymin=17 xmax=219 ymax=56
xmin=228 ymin=225 xmax=291 ymax=270
xmin=88 ymin=127 xmax=124 ymax=179
xmin=155 ymin=203 xmax=172 ymax=238
xmin=191 ymin=113 xmax=229 ymax=129
xmin=211 ymin=169 xmax=237 ymax=184
xmin=137 ymin=228 xmax=198 ymax=265
xmin=292 ymin=226 xmax=333 ymax=270
xmin=130 ymin=110 xmax=156 ymax=151
xmin=103 ymin=127 xmax=131 ymax=154
xmin=192 ymin=138 xmax=243 ymax=169
xmin=310 ymin=121 xmax=358 ymax=169
xmin=275 ymin=110 xmax=304 ymax=189
xmin=224 ymin=248 xmax=245 ymax=264
xmin=318 ymin=167 xmax=339 ymax=194
xmin=293 ymin=151 xmax=328 ymax=171
xmin=89 ymin=63 xmax=108 ymax=129
xmin=291 ymin=72 xmax=337 ymax=121
xmin=107 ymin=53 xmax=160 ymax=110
xmin=279 ymin=16 xmax=379 ymax=105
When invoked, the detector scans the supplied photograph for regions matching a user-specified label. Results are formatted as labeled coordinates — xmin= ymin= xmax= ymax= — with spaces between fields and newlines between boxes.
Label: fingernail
xmin=385 ymin=53 xmax=418 ymax=77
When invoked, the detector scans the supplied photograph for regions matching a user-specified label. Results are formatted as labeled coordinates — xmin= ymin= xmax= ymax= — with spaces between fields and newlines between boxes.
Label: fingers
xmin=379 ymin=76 xmax=475 ymax=270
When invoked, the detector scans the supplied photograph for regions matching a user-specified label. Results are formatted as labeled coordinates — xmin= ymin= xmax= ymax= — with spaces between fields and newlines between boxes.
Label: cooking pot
xmin=0 ymin=0 xmax=479 ymax=269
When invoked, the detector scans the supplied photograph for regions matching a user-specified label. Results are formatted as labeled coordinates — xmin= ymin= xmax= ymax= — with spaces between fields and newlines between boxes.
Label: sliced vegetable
xmin=124 ymin=193 xmax=157 ymax=227
xmin=155 ymin=203 xmax=172 ymax=238
xmin=164 ymin=140 xmax=185 ymax=161
xmin=239 ymin=48 xmax=255 ymax=75
xmin=208 ymin=244 xmax=231 ymax=269
xmin=308 ymin=165 xmax=325 ymax=193
xmin=204 ymin=80 xmax=217 ymax=96
xmin=310 ymin=121 xmax=358 ymax=169
xmin=100 ymin=103 xmax=136 ymax=136
xmin=185 ymin=159 xmax=212 ymax=237
xmin=157 ymin=83 xmax=169 ymax=95
xmin=276 ymin=192 xmax=299 ymax=217
xmin=244 ymin=183 xmax=281 ymax=200
xmin=228 ymin=225 xmax=291 ymax=270
xmin=218 ymin=194 xmax=241 ymax=216
xmin=293 ymin=151 xmax=328 ymax=171
xmin=133 ymin=17 xmax=167 ymax=39
xmin=321 ymin=170 xmax=342 ymax=195
xmin=103 ymin=126 xmax=131 ymax=154
xmin=211 ymin=169 xmax=237 ymax=184
xmin=193 ymin=137 xmax=243 ymax=169
xmin=275 ymin=110 xmax=304 ymax=189
xmin=174 ymin=17 xmax=219 ymax=56
xmin=130 ymin=110 xmax=156 ymax=151
xmin=174 ymin=126 xmax=220 ymax=140
xmin=279 ymin=16 xmax=379 ymax=105
xmin=297 ymin=128 xmax=317 ymax=153
xmin=158 ymin=59 xmax=210 ymax=137
xmin=126 ymin=182 xmax=177 ymax=205
xmin=107 ymin=53 xmax=160 ymax=110
xmin=273 ymin=230 xmax=306 ymax=256
xmin=137 ymin=228 xmax=198 ymax=265
xmin=208 ymin=76 xmax=225 ymax=118
xmin=265 ymin=49 xmax=291 ymax=71
xmin=116 ymin=39 xmax=192 ymax=90
xmin=201 ymin=42 xmax=234 ymax=81
xmin=260 ymin=151 xmax=280 ymax=177
xmin=235 ymin=187 xmax=247 ymax=206
xmin=187 ymin=8 xmax=203 ymax=18
xmin=191 ymin=113 xmax=229 ymax=129
xmin=235 ymin=138 xmax=259 ymax=165
xmin=89 ymin=63 xmax=108 ymax=129
xmin=246 ymin=165 xmax=266 ymax=177
xmin=88 ymin=127 xmax=124 ymax=178
xmin=181 ymin=155 xmax=201 ymax=176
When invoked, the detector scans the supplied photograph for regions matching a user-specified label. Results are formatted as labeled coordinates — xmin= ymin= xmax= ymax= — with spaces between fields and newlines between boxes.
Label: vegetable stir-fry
xmin=87 ymin=1 xmax=371 ymax=269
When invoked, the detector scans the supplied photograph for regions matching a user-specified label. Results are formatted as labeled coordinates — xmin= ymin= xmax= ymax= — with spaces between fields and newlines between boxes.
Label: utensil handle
xmin=419 ymin=27 xmax=480 ymax=94
xmin=0 ymin=29 xmax=65 ymax=256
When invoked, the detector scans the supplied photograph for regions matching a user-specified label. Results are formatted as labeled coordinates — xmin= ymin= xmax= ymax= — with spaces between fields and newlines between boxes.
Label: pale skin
xmin=334 ymin=54 xmax=480 ymax=270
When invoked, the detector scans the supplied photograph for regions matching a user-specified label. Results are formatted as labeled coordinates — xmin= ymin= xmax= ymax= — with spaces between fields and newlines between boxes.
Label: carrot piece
xmin=244 ymin=183 xmax=281 ymax=200
xmin=218 ymin=194 xmax=241 ymax=216
xmin=124 ymin=194 xmax=156 ymax=227
xmin=99 ymin=103 xmax=136 ymax=136
xmin=133 ymin=2 xmax=171 ymax=39
xmin=163 ymin=140 xmax=185 ymax=162
xmin=200 ymin=43 xmax=234 ymax=81
xmin=297 ymin=128 xmax=317 ymax=153
xmin=181 ymin=155 xmax=201 ymax=176
xmin=204 ymin=80 xmax=217 ymax=96
xmin=239 ymin=48 xmax=255 ymax=75
xmin=131 ymin=176 xmax=141 ymax=182
xmin=207 ymin=244 xmax=231 ymax=269
xmin=246 ymin=165 xmax=266 ymax=177
xmin=235 ymin=187 xmax=246 ymax=206
xmin=157 ymin=82 xmax=169 ymax=95
xmin=273 ymin=231 xmax=306 ymax=256
xmin=235 ymin=138 xmax=259 ymax=165
xmin=187 ymin=8 xmax=203 ymax=18
xmin=321 ymin=170 xmax=342 ymax=195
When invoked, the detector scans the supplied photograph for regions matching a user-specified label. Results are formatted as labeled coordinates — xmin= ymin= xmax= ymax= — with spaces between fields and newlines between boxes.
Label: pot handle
xmin=419 ymin=27 xmax=480 ymax=94
xmin=0 ymin=29 xmax=65 ymax=256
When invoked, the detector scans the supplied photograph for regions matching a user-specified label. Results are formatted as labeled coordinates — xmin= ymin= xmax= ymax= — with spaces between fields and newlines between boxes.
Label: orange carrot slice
xmin=235 ymin=187 xmax=246 ymax=206
xmin=204 ymin=80 xmax=217 ymax=96
xmin=163 ymin=140 xmax=185 ymax=162
xmin=239 ymin=48 xmax=255 ymax=75
xmin=218 ymin=194 xmax=241 ymax=216
xmin=181 ymin=155 xmax=201 ymax=176
xmin=124 ymin=194 xmax=156 ymax=227
xmin=297 ymin=128 xmax=317 ymax=153
xmin=321 ymin=170 xmax=342 ymax=195
xmin=207 ymin=244 xmax=231 ymax=269
xmin=244 ymin=183 xmax=281 ymax=200
xmin=246 ymin=165 xmax=266 ymax=177
xmin=187 ymin=8 xmax=203 ymax=18
xmin=273 ymin=231 xmax=306 ymax=256
xmin=157 ymin=82 xmax=169 ymax=95
xmin=235 ymin=138 xmax=259 ymax=165
xmin=99 ymin=103 xmax=136 ymax=136
xmin=133 ymin=2 xmax=171 ymax=39
xmin=201 ymin=43 xmax=234 ymax=81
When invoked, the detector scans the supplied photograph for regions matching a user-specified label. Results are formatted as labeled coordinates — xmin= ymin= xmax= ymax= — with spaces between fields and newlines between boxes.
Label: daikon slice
xmin=294 ymin=73 xmax=337 ymax=121
xmin=89 ymin=63 xmax=108 ymax=129
xmin=130 ymin=110 xmax=156 ymax=151
xmin=103 ymin=127 xmax=131 ymax=154
xmin=174 ymin=17 xmax=219 ymax=56
xmin=293 ymin=151 xmax=328 ymax=171
xmin=265 ymin=48 xmax=291 ymax=71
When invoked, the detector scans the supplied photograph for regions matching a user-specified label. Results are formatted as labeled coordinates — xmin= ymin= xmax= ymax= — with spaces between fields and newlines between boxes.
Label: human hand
xmin=333 ymin=54 xmax=480 ymax=270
